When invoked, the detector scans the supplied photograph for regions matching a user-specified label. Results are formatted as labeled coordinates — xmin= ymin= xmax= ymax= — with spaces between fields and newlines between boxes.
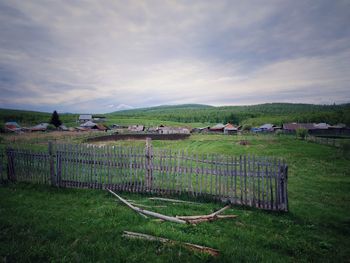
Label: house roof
xmin=5 ymin=121 xmax=20 ymax=127
xmin=128 ymin=125 xmax=144 ymax=132
xmin=224 ymin=123 xmax=238 ymax=130
xmin=79 ymin=114 xmax=92 ymax=120
xmin=314 ymin=123 xmax=330 ymax=129
xmin=210 ymin=123 xmax=225 ymax=130
xmin=259 ymin=123 xmax=274 ymax=130
xmin=95 ymin=124 xmax=107 ymax=130
xmin=80 ymin=121 xmax=97 ymax=127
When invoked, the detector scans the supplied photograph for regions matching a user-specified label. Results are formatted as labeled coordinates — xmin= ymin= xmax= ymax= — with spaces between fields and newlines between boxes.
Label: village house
xmin=80 ymin=121 xmax=107 ymax=131
xmin=209 ymin=123 xmax=225 ymax=133
xmin=30 ymin=123 xmax=49 ymax=132
xmin=4 ymin=121 xmax=21 ymax=132
xmin=191 ymin=126 xmax=210 ymax=133
xmin=158 ymin=126 xmax=190 ymax=134
xmin=224 ymin=123 xmax=238 ymax=135
xmin=282 ymin=123 xmax=316 ymax=133
xmin=259 ymin=123 xmax=275 ymax=132
xmin=128 ymin=125 xmax=145 ymax=132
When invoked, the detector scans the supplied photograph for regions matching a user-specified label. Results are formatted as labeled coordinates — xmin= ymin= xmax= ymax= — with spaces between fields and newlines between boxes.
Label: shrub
xmin=47 ymin=124 xmax=56 ymax=131
xmin=242 ymin=124 xmax=252 ymax=131
xmin=296 ymin=128 xmax=308 ymax=140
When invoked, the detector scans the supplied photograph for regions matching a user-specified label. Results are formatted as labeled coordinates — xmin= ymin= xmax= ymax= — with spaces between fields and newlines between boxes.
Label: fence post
xmin=279 ymin=164 xmax=288 ymax=211
xmin=6 ymin=148 xmax=16 ymax=182
xmin=283 ymin=165 xmax=289 ymax=211
xmin=48 ymin=141 xmax=57 ymax=187
xmin=145 ymin=138 xmax=153 ymax=191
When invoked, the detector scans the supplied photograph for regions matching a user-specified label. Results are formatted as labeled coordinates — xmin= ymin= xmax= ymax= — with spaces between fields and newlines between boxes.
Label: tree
xmin=50 ymin=110 xmax=62 ymax=128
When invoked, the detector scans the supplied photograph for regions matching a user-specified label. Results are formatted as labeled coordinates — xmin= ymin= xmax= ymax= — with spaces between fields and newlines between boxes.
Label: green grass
xmin=1 ymin=134 xmax=350 ymax=262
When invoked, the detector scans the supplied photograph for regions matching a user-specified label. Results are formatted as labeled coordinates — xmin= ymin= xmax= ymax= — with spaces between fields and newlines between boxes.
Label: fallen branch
xmin=122 ymin=231 xmax=219 ymax=257
xmin=176 ymin=215 xmax=237 ymax=220
xmin=129 ymin=202 xmax=167 ymax=208
xmin=148 ymin=197 xmax=200 ymax=205
xmin=176 ymin=205 xmax=237 ymax=224
xmin=107 ymin=189 xmax=186 ymax=224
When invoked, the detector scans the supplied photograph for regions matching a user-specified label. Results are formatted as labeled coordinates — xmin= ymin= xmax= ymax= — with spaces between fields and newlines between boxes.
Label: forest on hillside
xmin=1 ymin=103 xmax=350 ymax=127
xmin=110 ymin=103 xmax=350 ymax=126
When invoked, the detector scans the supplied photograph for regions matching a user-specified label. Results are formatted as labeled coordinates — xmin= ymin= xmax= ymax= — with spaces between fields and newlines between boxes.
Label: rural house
xmin=259 ymin=123 xmax=275 ymax=132
xmin=128 ymin=125 xmax=145 ymax=132
xmin=4 ymin=121 xmax=21 ymax=132
xmin=210 ymin=123 xmax=225 ymax=133
xmin=158 ymin=126 xmax=190 ymax=134
xmin=80 ymin=121 xmax=97 ymax=128
xmin=192 ymin=126 xmax=210 ymax=133
xmin=283 ymin=123 xmax=316 ymax=133
xmin=30 ymin=123 xmax=49 ymax=132
xmin=224 ymin=123 xmax=238 ymax=135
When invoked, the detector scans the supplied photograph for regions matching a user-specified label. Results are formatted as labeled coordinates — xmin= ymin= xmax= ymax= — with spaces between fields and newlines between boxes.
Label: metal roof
xmin=79 ymin=114 xmax=92 ymax=120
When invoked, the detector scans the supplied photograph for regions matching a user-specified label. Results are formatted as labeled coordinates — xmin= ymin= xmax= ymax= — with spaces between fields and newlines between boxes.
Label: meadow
xmin=0 ymin=133 xmax=349 ymax=262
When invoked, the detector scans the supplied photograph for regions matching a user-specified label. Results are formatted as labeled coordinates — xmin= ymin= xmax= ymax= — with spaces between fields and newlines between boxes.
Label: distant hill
xmin=114 ymin=104 xmax=213 ymax=114
xmin=1 ymin=102 xmax=350 ymax=127
xmin=108 ymin=103 xmax=350 ymax=126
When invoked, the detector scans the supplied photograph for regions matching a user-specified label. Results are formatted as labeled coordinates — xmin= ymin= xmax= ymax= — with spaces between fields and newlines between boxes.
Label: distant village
xmin=3 ymin=114 xmax=350 ymax=136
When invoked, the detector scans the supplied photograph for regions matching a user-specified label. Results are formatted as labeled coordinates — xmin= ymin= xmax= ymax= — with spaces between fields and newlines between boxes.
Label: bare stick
xmin=122 ymin=231 xmax=219 ymax=257
xmin=176 ymin=205 xmax=232 ymax=220
xmin=208 ymin=204 xmax=231 ymax=217
xmin=129 ymin=202 xmax=167 ymax=208
xmin=107 ymin=189 xmax=186 ymax=224
xmin=148 ymin=197 xmax=200 ymax=205
xmin=176 ymin=215 xmax=238 ymax=220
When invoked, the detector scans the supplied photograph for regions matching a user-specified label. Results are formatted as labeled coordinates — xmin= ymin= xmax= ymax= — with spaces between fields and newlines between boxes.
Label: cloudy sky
xmin=0 ymin=0 xmax=350 ymax=113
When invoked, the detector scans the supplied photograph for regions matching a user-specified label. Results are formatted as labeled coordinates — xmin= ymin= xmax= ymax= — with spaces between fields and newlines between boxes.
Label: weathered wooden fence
xmin=4 ymin=140 xmax=288 ymax=211
xmin=307 ymin=135 xmax=342 ymax=148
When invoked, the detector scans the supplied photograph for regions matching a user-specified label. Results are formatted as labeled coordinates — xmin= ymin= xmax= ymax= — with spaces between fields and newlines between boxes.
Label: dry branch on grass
xmin=107 ymin=189 xmax=237 ymax=224
xmin=122 ymin=231 xmax=219 ymax=257
xmin=175 ymin=205 xmax=236 ymax=224
xmin=148 ymin=197 xmax=201 ymax=205
xmin=107 ymin=189 xmax=186 ymax=224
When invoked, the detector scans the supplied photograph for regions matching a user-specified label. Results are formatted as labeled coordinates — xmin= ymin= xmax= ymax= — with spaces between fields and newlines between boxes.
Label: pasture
xmin=0 ymin=133 xmax=350 ymax=262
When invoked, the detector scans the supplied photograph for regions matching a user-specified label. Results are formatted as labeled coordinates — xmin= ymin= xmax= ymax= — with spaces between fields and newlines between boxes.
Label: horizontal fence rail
xmin=306 ymin=135 xmax=342 ymax=148
xmin=4 ymin=141 xmax=288 ymax=211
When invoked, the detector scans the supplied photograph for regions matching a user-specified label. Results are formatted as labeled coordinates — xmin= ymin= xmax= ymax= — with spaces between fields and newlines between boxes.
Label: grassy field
xmin=1 ymin=134 xmax=350 ymax=262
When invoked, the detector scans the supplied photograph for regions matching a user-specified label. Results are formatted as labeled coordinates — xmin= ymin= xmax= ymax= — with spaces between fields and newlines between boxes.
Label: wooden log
xmin=107 ymin=189 xmax=186 ymax=224
xmin=122 ymin=231 xmax=219 ymax=257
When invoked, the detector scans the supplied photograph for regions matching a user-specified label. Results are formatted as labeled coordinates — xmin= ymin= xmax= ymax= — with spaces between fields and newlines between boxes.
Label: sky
xmin=0 ymin=0 xmax=350 ymax=113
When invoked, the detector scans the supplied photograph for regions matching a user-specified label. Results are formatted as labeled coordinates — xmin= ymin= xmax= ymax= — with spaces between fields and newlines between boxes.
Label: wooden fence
xmin=4 ymin=140 xmax=288 ymax=211
xmin=306 ymin=135 xmax=342 ymax=148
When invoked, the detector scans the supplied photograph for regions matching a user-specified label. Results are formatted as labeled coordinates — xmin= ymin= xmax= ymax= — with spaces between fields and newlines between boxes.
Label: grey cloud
xmin=0 ymin=0 xmax=349 ymax=112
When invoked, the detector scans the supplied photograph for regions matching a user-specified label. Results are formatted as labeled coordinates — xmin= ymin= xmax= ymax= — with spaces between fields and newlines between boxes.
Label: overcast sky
xmin=0 ymin=0 xmax=350 ymax=113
